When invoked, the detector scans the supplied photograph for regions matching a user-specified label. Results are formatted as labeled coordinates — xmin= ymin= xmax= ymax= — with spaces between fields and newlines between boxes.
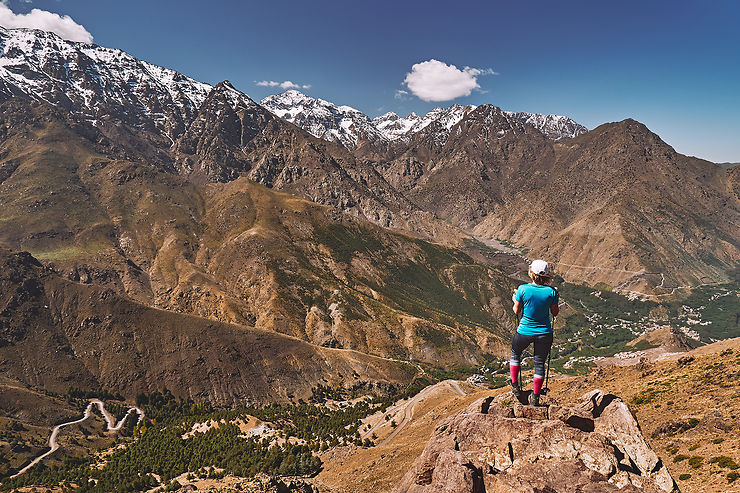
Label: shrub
xmin=631 ymin=390 xmax=658 ymax=405
xmin=710 ymin=456 xmax=740 ymax=470
xmin=688 ymin=456 xmax=703 ymax=469
xmin=728 ymin=472 xmax=739 ymax=483
xmin=674 ymin=454 xmax=689 ymax=463
xmin=678 ymin=473 xmax=691 ymax=480
xmin=688 ymin=443 xmax=700 ymax=451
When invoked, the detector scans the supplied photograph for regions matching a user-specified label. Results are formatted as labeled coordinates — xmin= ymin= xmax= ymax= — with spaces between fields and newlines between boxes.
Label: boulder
xmin=394 ymin=390 xmax=676 ymax=493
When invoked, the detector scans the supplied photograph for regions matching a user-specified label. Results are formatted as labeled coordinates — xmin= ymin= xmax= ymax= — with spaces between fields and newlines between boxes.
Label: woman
xmin=510 ymin=259 xmax=559 ymax=406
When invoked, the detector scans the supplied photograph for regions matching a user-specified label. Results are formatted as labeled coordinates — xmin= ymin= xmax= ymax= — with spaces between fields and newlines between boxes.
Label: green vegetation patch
xmin=313 ymin=223 xmax=383 ymax=264
xmin=29 ymin=244 xmax=104 ymax=261
xmin=688 ymin=456 xmax=703 ymax=469
xmin=2 ymin=380 xmax=435 ymax=491
xmin=710 ymin=456 xmax=740 ymax=470
xmin=663 ymin=281 xmax=740 ymax=341
xmin=631 ymin=387 xmax=668 ymax=405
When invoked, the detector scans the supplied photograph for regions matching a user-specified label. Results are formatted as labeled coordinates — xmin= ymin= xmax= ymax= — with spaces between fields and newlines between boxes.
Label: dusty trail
xmin=362 ymin=380 xmax=467 ymax=446
xmin=9 ymin=399 xmax=144 ymax=479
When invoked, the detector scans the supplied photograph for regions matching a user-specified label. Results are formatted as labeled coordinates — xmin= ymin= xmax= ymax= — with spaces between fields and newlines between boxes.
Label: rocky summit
xmin=395 ymin=389 xmax=675 ymax=493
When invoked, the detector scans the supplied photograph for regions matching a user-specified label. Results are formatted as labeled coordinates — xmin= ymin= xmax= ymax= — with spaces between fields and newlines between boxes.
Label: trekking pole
xmin=544 ymin=315 xmax=556 ymax=395
xmin=544 ymin=350 xmax=551 ymax=395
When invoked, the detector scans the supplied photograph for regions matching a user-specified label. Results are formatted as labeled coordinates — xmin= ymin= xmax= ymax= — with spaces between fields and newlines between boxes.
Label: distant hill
xmin=718 ymin=161 xmax=740 ymax=169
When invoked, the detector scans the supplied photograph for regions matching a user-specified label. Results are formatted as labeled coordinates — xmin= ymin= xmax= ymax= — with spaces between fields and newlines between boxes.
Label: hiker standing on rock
xmin=510 ymin=259 xmax=559 ymax=406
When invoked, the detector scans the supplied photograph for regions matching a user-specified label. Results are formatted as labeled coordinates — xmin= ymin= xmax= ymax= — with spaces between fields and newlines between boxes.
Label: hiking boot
xmin=529 ymin=392 xmax=540 ymax=407
xmin=510 ymin=380 xmax=522 ymax=397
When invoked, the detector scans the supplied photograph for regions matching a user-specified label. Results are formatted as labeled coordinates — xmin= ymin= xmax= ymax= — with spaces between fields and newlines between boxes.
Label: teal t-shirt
xmin=515 ymin=283 xmax=559 ymax=335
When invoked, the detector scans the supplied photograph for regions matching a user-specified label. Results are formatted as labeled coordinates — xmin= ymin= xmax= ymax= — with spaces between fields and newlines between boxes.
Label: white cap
xmin=530 ymin=259 xmax=550 ymax=276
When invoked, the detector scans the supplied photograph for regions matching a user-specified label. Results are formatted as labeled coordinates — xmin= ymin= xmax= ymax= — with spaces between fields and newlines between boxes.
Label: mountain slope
xmin=175 ymin=83 xmax=467 ymax=244
xmin=372 ymin=104 xmax=739 ymax=291
xmin=0 ymin=248 xmax=416 ymax=405
xmin=0 ymin=98 xmax=516 ymax=365
xmin=378 ymin=104 xmax=554 ymax=217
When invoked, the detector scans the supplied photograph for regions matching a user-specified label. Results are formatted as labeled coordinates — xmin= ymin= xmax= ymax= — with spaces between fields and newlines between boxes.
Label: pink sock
xmin=510 ymin=364 xmax=520 ymax=384
xmin=533 ymin=376 xmax=544 ymax=395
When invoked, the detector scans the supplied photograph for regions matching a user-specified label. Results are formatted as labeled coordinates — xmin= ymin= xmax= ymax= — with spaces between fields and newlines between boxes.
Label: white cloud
xmin=402 ymin=59 xmax=496 ymax=102
xmin=0 ymin=2 xmax=93 ymax=43
xmin=394 ymin=89 xmax=409 ymax=101
xmin=256 ymin=80 xmax=311 ymax=90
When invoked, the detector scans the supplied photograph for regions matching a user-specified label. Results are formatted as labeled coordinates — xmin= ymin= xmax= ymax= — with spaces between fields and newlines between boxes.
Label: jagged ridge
xmin=262 ymin=90 xmax=587 ymax=150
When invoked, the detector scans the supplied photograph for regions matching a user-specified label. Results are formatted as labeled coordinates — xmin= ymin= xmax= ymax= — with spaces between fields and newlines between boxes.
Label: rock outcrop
xmin=394 ymin=389 xmax=676 ymax=492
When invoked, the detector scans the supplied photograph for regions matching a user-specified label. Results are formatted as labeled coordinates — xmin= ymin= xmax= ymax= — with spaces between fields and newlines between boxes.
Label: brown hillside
xmin=376 ymin=110 xmax=740 ymax=292
xmin=171 ymin=83 xmax=464 ymax=245
xmin=0 ymin=248 xmax=416 ymax=405
xmin=0 ymin=99 xmax=517 ymax=365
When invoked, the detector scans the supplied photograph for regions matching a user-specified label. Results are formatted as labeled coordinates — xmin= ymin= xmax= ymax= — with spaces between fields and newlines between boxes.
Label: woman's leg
xmin=510 ymin=332 xmax=532 ymax=386
xmin=532 ymin=333 xmax=554 ymax=395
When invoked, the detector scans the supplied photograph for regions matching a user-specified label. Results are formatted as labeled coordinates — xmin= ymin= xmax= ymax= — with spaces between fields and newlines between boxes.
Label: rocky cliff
xmin=395 ymin=389 xmax=675 ymax=492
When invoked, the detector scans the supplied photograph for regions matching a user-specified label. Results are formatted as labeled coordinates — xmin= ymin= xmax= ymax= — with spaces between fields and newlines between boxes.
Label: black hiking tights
xmin=510 ymin=332 xmax=553 ymax=378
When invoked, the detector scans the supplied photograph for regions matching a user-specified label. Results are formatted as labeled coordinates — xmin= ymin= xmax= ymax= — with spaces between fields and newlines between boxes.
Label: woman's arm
xmin=550 ymin=303 xmax=559 ymax=317
xmin=550 ymin=286 xmax=560 ymax=318
xmin=513 ymin=300 xmax=523 ymax=315
xmin=512 ymin=290 xmax=522 ymax=315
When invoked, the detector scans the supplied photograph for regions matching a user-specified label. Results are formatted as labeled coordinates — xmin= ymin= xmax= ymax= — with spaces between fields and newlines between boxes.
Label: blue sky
xmin=3 ymin=0 xmax=739 ymax=162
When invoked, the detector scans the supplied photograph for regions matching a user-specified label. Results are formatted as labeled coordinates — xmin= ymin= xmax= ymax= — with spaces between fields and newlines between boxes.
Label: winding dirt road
xmin=10 ymin=399 xmax=144 ymax=478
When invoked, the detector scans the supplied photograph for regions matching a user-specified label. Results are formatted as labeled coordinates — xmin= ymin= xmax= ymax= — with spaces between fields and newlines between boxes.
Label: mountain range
xmin=260 ymin=90 xmax=588 ymax=151
xmin=0 ymin=26 xmax=738 ymax=405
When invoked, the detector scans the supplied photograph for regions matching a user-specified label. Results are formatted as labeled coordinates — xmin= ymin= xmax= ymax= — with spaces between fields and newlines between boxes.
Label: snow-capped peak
xmin=0 ymin=26 xmax=218 ymax=139
xmin=372 ymin=105 xmax=477 ymax=143
xmin=372 ymin=111 xmax=422 ymax=141
xmin=262 ymin=90 xmax=588 ymax=148
xmin=261 ymin=90 xmax=384 ymax=149
xmin=504 ymin=111 xmax=587 ymax=140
